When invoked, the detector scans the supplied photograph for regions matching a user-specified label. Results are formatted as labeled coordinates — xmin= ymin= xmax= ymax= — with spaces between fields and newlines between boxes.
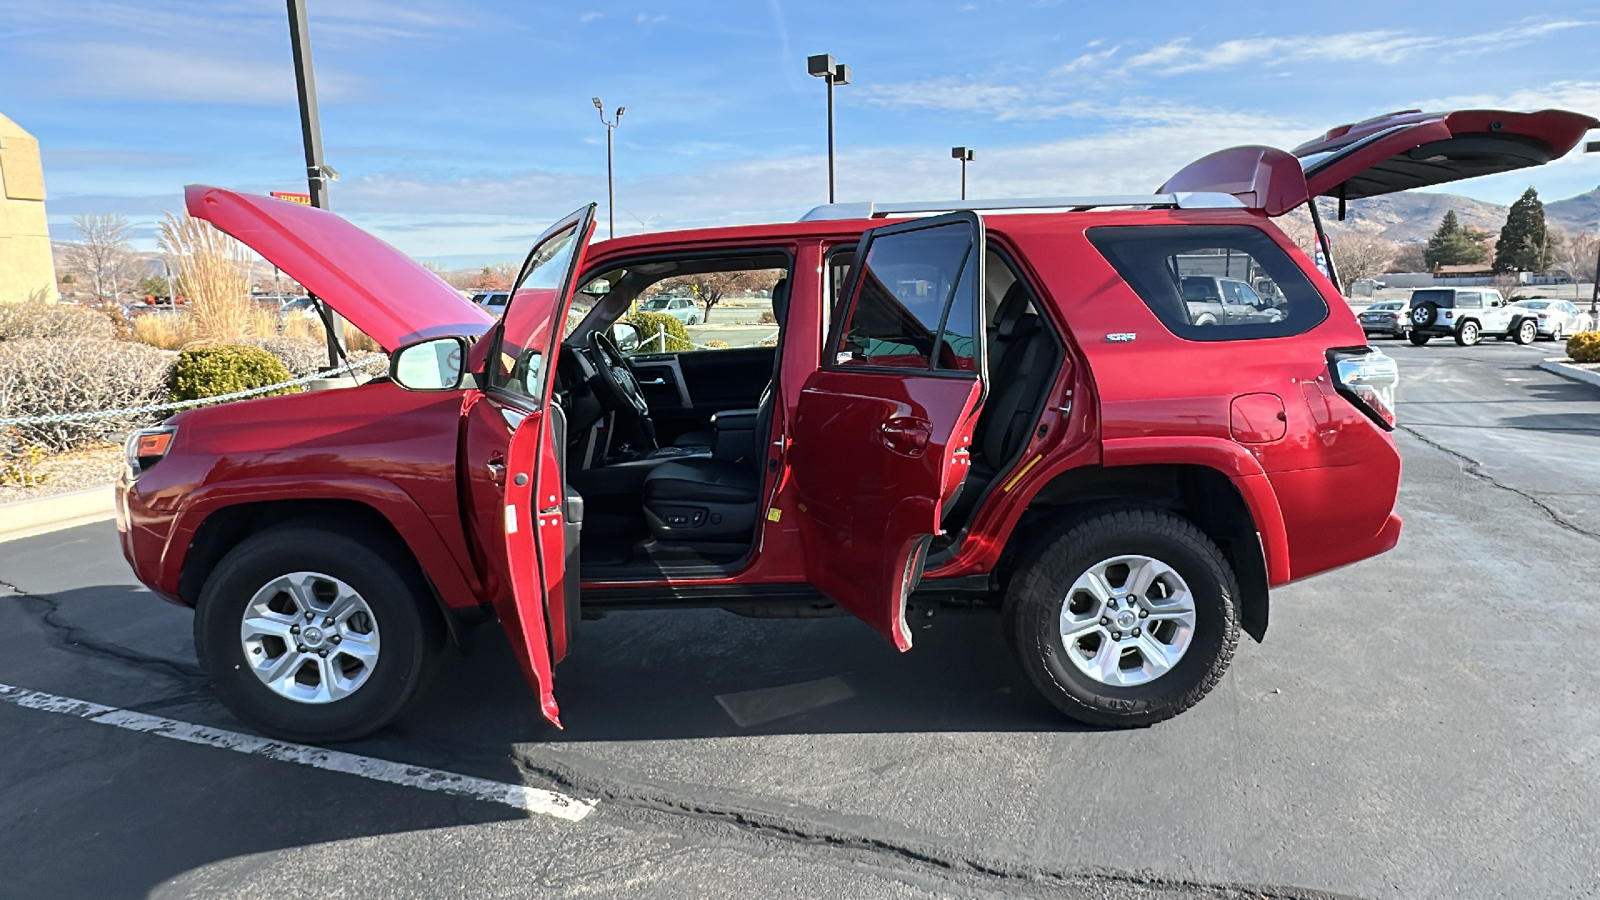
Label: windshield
xmin=1515 ymin=300 xmax=1551 ymax=309
xmin=638 ymin=297 xmax=673 ymax=311
xmin=1370 ymin=301 xmax=1403 ymax=310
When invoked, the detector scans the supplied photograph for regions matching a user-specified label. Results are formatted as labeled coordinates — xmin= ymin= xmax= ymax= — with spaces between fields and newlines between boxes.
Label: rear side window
xmin=834 ymin=221 xmax=978 ymax=370
xmin=1088 ymin=225 xmax=1329 ymax=341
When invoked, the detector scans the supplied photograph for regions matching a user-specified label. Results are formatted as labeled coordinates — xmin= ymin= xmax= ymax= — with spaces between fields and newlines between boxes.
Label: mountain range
xmin=1339 ymin=186 xmax=1600 ymax=243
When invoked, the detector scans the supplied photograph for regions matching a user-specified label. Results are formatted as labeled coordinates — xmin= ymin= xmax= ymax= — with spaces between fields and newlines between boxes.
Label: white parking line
xmin=0 ymin=682 xmax=597 ymax=822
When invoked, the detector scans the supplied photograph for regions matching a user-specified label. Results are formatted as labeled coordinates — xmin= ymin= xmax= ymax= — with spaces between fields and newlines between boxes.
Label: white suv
xmin=1406 ymin=288 xmax=1540 ymax=346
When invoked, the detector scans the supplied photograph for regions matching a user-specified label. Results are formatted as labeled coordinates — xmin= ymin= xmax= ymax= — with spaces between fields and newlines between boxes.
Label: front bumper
xmin=115 ymin=473 xmax=185 ymax=606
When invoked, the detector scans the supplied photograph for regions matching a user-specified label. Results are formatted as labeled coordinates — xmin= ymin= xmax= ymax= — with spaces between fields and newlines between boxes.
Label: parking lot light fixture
xmin=1586 ymin=142 xmax=1600 ymax=328
xmin=594 ymin=98 xmax=624 ymax=240
xmin=808 ymin=54 xmax=850 ymax=203
xmin=951 ymin=146 xmax=975 ymax=201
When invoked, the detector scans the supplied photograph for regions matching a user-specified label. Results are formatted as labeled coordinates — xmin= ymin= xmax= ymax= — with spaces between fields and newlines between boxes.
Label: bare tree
xmin=1489 ymin=271 xmax=1522 ymax=302
xmin=1549 ymin=228 xmax=1599 ymax=303
xmin=1330 ymin=231 xmax=1396 ymax=285
xmin=61 ymin=213 xmax=135 ymax=300
xmin=646 ymin=269 xmax=785 ymax=323
xmin=1273 ymin=206 xmax=1320 ymax=257
xmin=1391 ymin=241 xmax=1427 ymax=273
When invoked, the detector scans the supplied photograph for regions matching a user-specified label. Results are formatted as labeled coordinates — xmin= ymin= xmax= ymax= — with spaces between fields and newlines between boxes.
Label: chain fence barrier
xmin=0 ymin=356 xmax=388 ymax=428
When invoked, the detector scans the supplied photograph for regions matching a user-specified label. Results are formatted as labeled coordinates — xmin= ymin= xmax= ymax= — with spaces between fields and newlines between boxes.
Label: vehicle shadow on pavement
xmin=384 ymin=606 xmax=1077 ymax=756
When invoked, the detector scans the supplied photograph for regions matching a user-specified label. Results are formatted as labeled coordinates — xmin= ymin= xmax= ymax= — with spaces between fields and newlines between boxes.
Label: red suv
xmin=117 ymin=108 xmax=1595 ymax=741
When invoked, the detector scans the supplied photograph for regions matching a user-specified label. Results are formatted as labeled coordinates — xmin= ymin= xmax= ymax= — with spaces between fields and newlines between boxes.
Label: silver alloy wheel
xmin=1058 ymin=555 xmax=1196 ymax=687
xmin=240 ymin=571 xmax=381 ymax=705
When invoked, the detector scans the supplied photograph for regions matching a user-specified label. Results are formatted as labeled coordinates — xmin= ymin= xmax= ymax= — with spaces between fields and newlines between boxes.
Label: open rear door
xmin=469 ymin=204 xmax=596 ymax=727
xmin=788 ymin=212 xmax=987 ymax=650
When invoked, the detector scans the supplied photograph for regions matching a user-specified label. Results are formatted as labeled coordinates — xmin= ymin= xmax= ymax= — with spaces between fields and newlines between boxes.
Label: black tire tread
xmin=1005 ymin=507 xmax=1239 ymax=728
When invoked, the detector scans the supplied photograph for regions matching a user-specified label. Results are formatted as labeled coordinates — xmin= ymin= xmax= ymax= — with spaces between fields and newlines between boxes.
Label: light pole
xmin=593 ymin=98 xmax=624 ymax=240
xmin=807 ymin=54 xmax=850 ymax=203
xmin=1587 ymin=141 xmax=1599 ymax=330
xmin=286 ymin=0 xmax=346 ymax=366
xmin=951 ymin=146 xmax=975 ymax=201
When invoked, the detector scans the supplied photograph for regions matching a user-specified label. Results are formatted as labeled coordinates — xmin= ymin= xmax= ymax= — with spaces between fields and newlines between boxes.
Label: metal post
xmin=593 ymin=98 xmax=624 ymax=240
xmin=825 ymin=79 xmax=835 ymax=203
xmin=285 ymin=0 xmax=345 ymax=366
xmin=606 ymin=125 xmax=615 ymax=240
xmin=952 ymin=147 xmax=974 ymax=201
xmin=809 ymin=55 xmax=849 ymax=204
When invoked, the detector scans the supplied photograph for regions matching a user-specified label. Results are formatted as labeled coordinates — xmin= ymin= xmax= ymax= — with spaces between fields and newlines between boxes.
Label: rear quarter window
xmin=1087 ymin=225 xmax=1329 ymax=342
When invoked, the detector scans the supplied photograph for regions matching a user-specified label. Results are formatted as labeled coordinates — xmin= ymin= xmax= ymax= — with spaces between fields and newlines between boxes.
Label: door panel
xmin=465 ymin=203 xmax=596 ymax=727
xmin=788 ymin=212 xmax=987 ymax=650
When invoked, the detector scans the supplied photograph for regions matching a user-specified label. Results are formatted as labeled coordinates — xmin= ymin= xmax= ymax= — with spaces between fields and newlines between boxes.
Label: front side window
xmin=1088 ymin=225 xmax=1329 ymax=341
xmin=492 ymin=222 xmax=583 ymax=402
xmin=833 ymin=221 xmax=979 ymax=371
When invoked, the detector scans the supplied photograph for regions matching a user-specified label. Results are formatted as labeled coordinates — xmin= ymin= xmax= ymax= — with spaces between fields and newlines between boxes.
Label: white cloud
xmin=634 ymin=12 xmax=667 ymax=25
xmin=579 ymin=11 xmax=603 ymax=24
xmin=51 ymin=43 xmax=360 ymax=105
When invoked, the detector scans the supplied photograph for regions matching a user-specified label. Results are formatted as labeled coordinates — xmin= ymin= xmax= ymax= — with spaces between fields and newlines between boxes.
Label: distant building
xmin=0 ymin=112 xmax=58 ymax=303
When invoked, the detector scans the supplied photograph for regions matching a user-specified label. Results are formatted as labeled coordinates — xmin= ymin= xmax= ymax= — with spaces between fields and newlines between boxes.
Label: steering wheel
xmin=588 ymin=328 xmax=650 ymax=419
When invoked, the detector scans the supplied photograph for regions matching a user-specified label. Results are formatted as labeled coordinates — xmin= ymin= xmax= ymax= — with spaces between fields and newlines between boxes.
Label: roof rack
xmin=797 ymin=192 xmax=1246 ymax=222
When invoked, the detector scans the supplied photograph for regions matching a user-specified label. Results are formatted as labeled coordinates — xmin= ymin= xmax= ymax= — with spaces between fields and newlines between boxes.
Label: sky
xmin=3 ymin=0 xmax=1599 ymax=268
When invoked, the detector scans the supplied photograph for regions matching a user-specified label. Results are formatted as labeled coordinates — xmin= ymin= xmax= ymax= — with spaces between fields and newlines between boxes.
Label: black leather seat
xmin=671 ymin=277 xmax=789 ymax=450
xmin=644 ymin=280 xmax=787 ymax=544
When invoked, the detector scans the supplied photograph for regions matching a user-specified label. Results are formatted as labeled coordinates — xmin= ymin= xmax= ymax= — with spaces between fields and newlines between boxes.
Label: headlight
xmin=125 ymin=426 xmax=176 ymax=478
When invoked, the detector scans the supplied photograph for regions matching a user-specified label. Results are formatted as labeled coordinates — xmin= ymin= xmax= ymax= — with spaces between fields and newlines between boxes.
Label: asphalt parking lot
xmin=2 ymin=338 xmax=1597 ymax=900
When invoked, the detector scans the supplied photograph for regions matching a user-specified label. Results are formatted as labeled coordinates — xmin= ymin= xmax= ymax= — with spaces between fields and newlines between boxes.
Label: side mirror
xmin=611 ymin=321 xmax=643 ymax=353
xmin=391 ymin=336 xmax=468 ymax=391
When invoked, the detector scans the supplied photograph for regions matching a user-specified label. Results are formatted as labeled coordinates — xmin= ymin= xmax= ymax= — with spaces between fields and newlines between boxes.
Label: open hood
xmin=186 ymin=185 xmax=492 ymax=351
xmin=1159 ymin=108 xmax=1597 ymax=214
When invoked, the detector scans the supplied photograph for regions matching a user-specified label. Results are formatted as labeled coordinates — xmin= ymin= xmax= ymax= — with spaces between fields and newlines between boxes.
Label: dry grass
xmin=159 ymin=212 xmax=256 ymax=344
xmin=281 ymin=313 xmax=321 ymax=342
xmin=129 ymin=313 xmax=196 ymax=350
xmin=343 ymin=323 xmax=382 ymax=353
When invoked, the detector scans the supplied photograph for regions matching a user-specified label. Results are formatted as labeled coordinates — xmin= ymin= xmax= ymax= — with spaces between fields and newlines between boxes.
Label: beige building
xmin=0 ymin=112 xmax=58 ymax=303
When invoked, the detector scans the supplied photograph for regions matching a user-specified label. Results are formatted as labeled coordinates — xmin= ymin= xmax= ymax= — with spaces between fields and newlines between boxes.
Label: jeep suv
xmin=117 ymin=107 xmax=1594 ymax=741
xmin=1406 ymin=288 xmax=1540 ymax=346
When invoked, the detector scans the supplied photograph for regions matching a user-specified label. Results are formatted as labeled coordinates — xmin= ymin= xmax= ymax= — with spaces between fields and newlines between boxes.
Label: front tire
xmin=1455 ymin=321 xmax=1481 ymax=346
xmin=1549 ymin=324 xmax=1563 ymax=342
xmin=195 ymin=526 xmax=441 ymax=743
xmin=1005 ymin=509 xmax=1239 ymax=728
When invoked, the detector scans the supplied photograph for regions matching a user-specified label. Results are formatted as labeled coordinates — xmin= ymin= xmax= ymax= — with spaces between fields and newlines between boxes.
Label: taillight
xmin=125 ymin=425 xmax=176 ymax=477
xmin=1328 ymin=348 xmax=1398 ymax=430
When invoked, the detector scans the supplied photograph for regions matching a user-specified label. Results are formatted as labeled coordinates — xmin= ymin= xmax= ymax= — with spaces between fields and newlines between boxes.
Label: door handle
xmin=880 ymin=416 xmax=931 ymax=454
xmin=639 ymin=377 xmax=667 ymax=386
xmin=486 ymin=455 xmax=506 ymax=486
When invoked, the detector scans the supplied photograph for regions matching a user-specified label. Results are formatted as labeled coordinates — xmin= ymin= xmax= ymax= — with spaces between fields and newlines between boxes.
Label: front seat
xmin=643 ymin=323 xmax=782 ymax=544
xmin=671 ymin=277 xmax=789 ymax=450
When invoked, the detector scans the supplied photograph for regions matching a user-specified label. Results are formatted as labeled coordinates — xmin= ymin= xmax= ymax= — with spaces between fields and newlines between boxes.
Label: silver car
xmin=636 ymin=294 xmax=701 ymax=325
xmin=1359 ymin=300 xmax=1410 ymax=338
xmin=1510 ymin=298 xmax=1590 ymax=341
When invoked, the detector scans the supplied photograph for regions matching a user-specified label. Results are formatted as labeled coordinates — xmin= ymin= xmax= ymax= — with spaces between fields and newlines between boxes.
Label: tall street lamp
xmin=807 ymin=54 xmax=850 ymax=203
xmin=593 ymin=98 xmax=625 ymax=240
xmin=1586 ymin=141 xmax=1599 ymax=330
xmin=951 ymin=146 xmax=975 ymax=201
xmin=285 ymin=0 xmax=346 ymax=366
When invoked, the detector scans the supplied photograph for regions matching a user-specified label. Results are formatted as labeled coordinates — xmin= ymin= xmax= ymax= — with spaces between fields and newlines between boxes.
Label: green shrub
xmin=169 ymin=344 xmax=296 ymax=403
xmin=0 ymin=338 xmax=175 ymax=452
xmin=625 ymin=310 xmax=692 ymax=351
xmin=1567 ymin=331 xmax=1600 ymax=364
xmin=0 ymin=301 xmax=115 ymax=342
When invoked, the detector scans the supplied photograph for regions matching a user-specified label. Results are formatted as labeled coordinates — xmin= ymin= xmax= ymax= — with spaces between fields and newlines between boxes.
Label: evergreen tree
xmin=1492 ymin=187 xmax=1552 ymax=273
xmin=1424 ymin=211 xmax=1488 ymax=268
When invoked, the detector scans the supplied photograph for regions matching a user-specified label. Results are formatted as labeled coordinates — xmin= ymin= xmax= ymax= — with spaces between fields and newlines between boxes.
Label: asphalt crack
xmin=1397 ymin=425 xmax=1600 ymax=542
xmin=0 ymin=578 xmax=203 ymax=682
xmin=507 ymin=753 xmax=1354 ymax=900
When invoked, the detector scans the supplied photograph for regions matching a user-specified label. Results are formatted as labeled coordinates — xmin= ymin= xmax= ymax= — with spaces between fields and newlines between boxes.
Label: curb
xmin=1538 ymin=358 xmax=1600 ymax=390
xmin=0 ymin=485 xmax=116 ymax=544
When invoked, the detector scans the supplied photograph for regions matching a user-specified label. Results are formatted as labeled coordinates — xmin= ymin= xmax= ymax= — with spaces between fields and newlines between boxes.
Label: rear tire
xmin=1408 ymin=332 xmax=1432 ymax=346
xmin=1514 ymin=319 xmax=1537 ymax=345
xmin=1455 ymin=321 xmax=1480 ymax=346
xmin=195 ymin=526 xmax=441 ymax=743
xmin=1549 ymin=324 xmax=1563 ymax=342
xmin=1005 ymin=508 xmax=1239 ymax=728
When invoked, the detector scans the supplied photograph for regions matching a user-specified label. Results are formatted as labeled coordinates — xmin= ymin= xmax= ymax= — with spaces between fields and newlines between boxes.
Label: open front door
xmin=467 ymin=204 xmax=596 ymax=727
xmin=789 ymin=212 xmax=987 ymax=650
